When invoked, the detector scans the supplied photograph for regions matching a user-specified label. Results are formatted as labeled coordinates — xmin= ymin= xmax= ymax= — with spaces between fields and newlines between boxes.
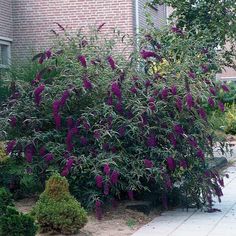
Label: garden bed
xmin=16 ymin=199 xmax=158 ymax=236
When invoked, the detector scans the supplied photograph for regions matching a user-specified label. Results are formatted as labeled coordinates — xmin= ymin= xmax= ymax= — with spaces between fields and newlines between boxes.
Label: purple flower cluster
xmin=78 ymin=55 xmax=87 ymax=67
xmin=107 ymin=56 xmax=116 ymax=70
xmin=167 ymin=156 xmax=176 ymax=171
xmin=83 ymin=78 xmax=93 ymax=90
xmin=186 ymin=93 xmax=194 ymax=109
xmin=111 ymin=82 xmax=122 ymax=99
xmin=140 ymin=49 xmax=157 ymax=59
xmin=96 ymin=175 xmax=103 ymax=188
xmin=61 ymin=158 xmax=74 ymax=176
xmin=176 ymin=97 xmax=183 ymax=112
xmin=144 ymin=159 xmax=154 ymax=168
xmin=103 ymin=163 xmax=110 ymax=175
xmin=8 ymin=116 xmax=17 ymax=127
xmin=147 ymin=134 xmax=157 ymax=148
xmin=24 ymin=144 xmax=35 ymax=163
xmin=34 ymin=84 xmax=45 ymax=106
xmin=6 ymin=140 xmax=16 ymax=154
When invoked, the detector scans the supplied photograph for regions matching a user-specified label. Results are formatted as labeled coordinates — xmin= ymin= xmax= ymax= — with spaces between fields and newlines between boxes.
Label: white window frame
xmin=0 ymin=36 xmax=12 ymax=68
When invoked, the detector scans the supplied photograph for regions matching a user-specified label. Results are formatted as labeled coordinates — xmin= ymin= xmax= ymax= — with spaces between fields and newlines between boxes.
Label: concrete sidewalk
xmin=133 ymin=163 xmax=236 ymax=236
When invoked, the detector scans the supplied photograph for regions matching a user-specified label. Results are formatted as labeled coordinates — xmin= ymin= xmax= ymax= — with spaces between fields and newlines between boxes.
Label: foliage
xmin=224 ymin=103 xmax=236 ymax=135
xmin=150 ymin=0 xmax=236 ymax=69
xmin=0 ymin=206 xmax=38 ymax=236
xmin=31 ymin=173 xmax=87 ymax=234
xmin=218 ymin=82 xmax=236 ymax=104
xmin=0 ymin=187 xmax=13 ymax=214
xmin=0 ymin=157 xmax=44 ymax=199
xmin=0 ymin=187 xmax=37 ymax=236
xmin=0 ymin=26 xmax=229 ymax=213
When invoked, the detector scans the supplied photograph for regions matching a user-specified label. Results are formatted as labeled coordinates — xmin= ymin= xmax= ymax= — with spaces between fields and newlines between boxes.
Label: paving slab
xmin=133 ymin=147 xmax=236 ymax=236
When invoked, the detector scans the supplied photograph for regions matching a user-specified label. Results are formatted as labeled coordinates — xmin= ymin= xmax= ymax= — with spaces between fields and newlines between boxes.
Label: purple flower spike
xmin=161 ymin=87 xmax=168 ymax=99
xmin=145 ymin=80 xmax=152 ymax=88
xmin=111 ymin=82 xmax=121 ymax=99
xmin=80 ymin=136 xmax=88 ymax=146
xmin=83 ymin=79 xmax=93 ymax=90
xmin=180 ymin=160 xmax=188 ymax=169
xmin=144 ymin=159 xmax=154 ymax=168
xmin=34 ymin=84 xmax=45 ymax=106
xmin=94 ymin=130 xmax=101 ymax=140
xmin=39 ymin=147 xmax=47 ymax=156
xmin=186 ymin=93 xmax=194 ymax=109
xmin=174 ymin=124 xmax=184 ymax=135
xmin=201 ymin=64 xmax=209 ymax=73
xmin=176 ymin=97 xmax=183 ymax=112
xmin=140 ymin=50 xmax=157 ymax=59
xmin=218 ymin=101 xmax=225 ymax=112
xmin=197 ymin=149 xmax=205 ymax=160
xmin=208 ymin=97 xmax=215 ymax=107
xmin=188 ymin=71 xmax=196 ymax=79
xmin=107 ymin=96 xmax=113 ymax=105
xmin=130 ymin=86 xmax=137 ymax=94
xmin=210 ymin=87 xmax=216 ymax=96
xmin=44 ymin=153 xmax=54 ymax=162
xmin=61 ymin=168 xmax=69 ymax=177
xmin=188 ymin=136 xmax=198 ymax=148
xmin=118 ymin=126 xmax=126 ymax=137
xmin=96 ymin=175 xmax=103 ymax=188
xmin=25 ymin=145 xmax=35 ymax=163
xmin=171 ymin=85 xmax=177 ymax=95
xmin=110 ymin=171 xmax=120 ymax=185
xmin=104 ymin=182 xmax=110 ymax=195
xmin=53 ymin=100 xmax=61 ymax=115
xmin=168 ymin=133 xmax=177 ymax=147
xmin=8 ymin=116 xmax=17 ymax=127
xmin=67 ymin=117 xmax=74 ymax=129
xmin=54 ymin=114 xmax=61 ymax=129
xmin=149 ymin=97 xmax=155 ymax=111
xmin=198 ymin=107 xmax=207 ymax=120
xmin=221 ymin=84 xmax=230 ymax=92
xmin=59 ymin=90 xmax=70 ymax=107
xmin=147 ymin=134 xmax=157 ymax=148
xmin=107 ymin=56 xmax=116 ymax=70
xmin=6 ymin=140 xmax=16 ymax=154
xmin=171 ymin=26 xmax=183 ymax=35
xmin=78 ymin=55 xmax=87 ymax=67
xmin=167 ymin=156 xmax=176 ymax=171
xmin=103 ymin=164 xmax=110 ymax=175
xmin=45 ymin=49 xmax=52 ymax=59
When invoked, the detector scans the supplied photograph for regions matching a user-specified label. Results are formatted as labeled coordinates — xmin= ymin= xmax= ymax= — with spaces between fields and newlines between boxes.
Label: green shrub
xmin=31 ymin=173 xmax=87 ymax=234
xmin=0 ymin=25 xmax=229 ymax=212
xmin=0 ymin=187 xmax=13 ymax=215
xmin=0 ymin=158 xmax=44 ymax=199
xmin=225 ymin=103 xmax=236 ymax=135
xmin=0 ymin=206 xmax=38 ymax=236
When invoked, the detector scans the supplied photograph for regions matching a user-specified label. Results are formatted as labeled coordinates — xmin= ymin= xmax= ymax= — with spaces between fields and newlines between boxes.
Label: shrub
xmin=0 ymin=206 xmax=38 ymax=236
xmin=0 ymin=187 xmax=13 ymax=215
xmin=31 ymin=173 xmax=87 ymax=234
xmin=0 ymin=25 xmax=229 ymax=212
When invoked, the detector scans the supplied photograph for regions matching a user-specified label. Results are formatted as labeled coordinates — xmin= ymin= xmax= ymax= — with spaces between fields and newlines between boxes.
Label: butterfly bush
xmin=0 ymin=25 xmax=229 ymax=213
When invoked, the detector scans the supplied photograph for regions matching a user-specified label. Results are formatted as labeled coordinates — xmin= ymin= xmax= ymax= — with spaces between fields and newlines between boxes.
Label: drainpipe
xmin=135 ymin=0 xmax=139 ymax=48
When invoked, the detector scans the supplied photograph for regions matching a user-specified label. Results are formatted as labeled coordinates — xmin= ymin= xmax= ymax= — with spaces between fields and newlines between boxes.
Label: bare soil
xmin=15 ymin=198 xmax=159 ymax=236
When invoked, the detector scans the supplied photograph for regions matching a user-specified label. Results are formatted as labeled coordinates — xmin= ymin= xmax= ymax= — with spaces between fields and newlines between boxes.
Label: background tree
xmin=150 ymin=0 xmax=236 ymax=70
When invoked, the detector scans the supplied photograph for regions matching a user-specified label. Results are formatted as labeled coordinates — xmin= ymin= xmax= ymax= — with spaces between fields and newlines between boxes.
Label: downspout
xmin=135 ymin=0 xmax=139 ymax=49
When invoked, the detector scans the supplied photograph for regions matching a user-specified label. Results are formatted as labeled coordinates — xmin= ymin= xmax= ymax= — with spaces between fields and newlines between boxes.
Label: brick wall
xmin=12 ymin=0 xmax=134 ymax=60
xmin=0 ymin=0 xmax=13 ymax=40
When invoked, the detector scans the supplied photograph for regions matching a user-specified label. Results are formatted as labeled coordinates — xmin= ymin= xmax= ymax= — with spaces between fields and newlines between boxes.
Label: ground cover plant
xmin=0 ymin=23 xmax=230 ymax=215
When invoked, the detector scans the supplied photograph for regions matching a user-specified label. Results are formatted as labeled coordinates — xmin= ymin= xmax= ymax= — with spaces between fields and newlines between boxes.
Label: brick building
xmin=0 ymin=0 xmax=235 ymax=79
xmin=0 ymin=0 xmax=166 ymax=63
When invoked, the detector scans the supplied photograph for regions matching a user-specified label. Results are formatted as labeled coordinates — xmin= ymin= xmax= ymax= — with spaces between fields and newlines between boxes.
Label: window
xmin=0 ymin=38 xmax=11 ymax=68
